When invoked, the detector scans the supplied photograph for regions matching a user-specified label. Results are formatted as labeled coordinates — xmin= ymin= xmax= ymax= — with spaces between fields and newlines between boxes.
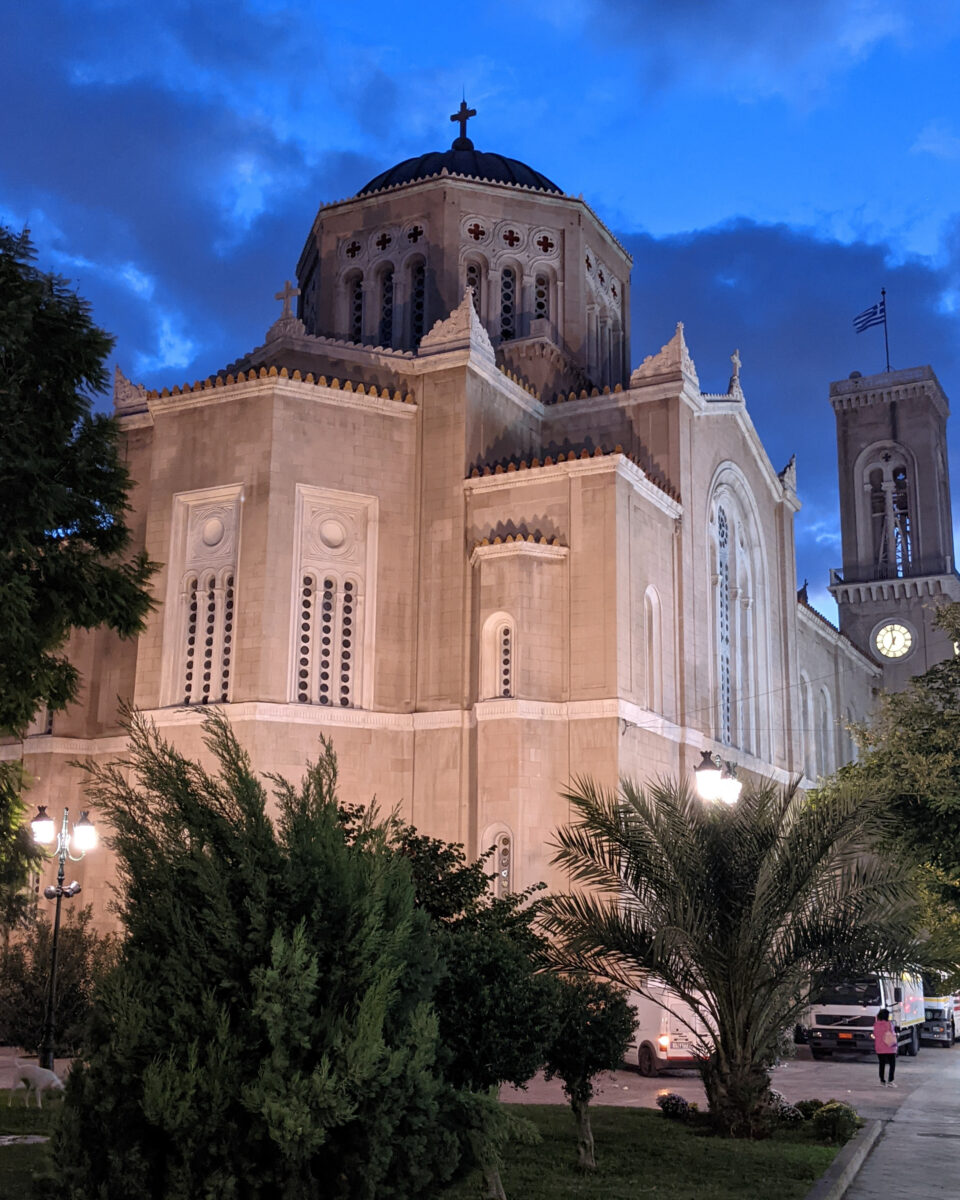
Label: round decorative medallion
xmin=318 ymin=519 xmax=346 ymax=549
xmin=875 ymin=623 xmax=912 ymax=659
xmin=201 ymin=517 xmax=225 ymax=547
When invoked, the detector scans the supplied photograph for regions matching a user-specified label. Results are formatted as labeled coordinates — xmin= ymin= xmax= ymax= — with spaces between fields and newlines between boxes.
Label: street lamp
xmin=694 ymin=751 xmax=742 ymax=804
xmin=30 ymin=806 xmax=98 ymax=1070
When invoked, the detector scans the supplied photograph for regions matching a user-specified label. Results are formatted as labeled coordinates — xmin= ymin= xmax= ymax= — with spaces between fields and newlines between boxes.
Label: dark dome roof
xmin=358 ymin=145 xmax=562 ymax=196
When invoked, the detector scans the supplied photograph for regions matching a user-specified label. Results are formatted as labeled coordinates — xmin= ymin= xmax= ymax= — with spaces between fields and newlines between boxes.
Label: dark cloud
xmin=622 ymin=219 xmax=960 ymax=611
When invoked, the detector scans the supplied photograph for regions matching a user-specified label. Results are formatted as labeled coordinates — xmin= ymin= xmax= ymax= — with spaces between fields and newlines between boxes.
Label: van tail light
xmin=657 ymin=1034 xmax=671 ymax=1050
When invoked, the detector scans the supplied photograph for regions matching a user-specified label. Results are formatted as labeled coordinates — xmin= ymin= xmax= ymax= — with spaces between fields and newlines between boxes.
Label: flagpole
xmin=881 ymin=287 xmax=890 ymax=372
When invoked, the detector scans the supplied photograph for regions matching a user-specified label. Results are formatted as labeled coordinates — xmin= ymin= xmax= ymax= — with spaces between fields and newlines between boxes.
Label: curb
xmin=801 ymin=1120 xmax=883 ymax=1200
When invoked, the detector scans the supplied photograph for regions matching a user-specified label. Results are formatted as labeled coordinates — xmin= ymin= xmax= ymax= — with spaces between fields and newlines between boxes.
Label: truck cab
xmin=804 ymin=974 xmax=924 ymax=1059
xmin=921 ymin=995 xmax=957 ymax=1047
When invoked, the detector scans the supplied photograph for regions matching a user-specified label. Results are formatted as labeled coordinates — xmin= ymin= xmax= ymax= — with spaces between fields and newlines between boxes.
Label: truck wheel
xmin=905 ymin=1027 xmax=919 ymax=1057
xmin=638 ymin=1044 xmax=659 ymax=1077
xmin=810 ymin=1048 xmax=830 ymax=1060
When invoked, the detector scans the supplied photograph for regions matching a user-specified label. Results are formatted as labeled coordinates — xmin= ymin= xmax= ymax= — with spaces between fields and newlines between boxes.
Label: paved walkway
xmin=844 ymin=1047 xmax=960 ymax=1199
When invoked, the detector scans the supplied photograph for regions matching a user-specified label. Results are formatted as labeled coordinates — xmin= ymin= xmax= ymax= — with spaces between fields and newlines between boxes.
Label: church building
xmin=9 ymin=106 xmax=958 ymax=920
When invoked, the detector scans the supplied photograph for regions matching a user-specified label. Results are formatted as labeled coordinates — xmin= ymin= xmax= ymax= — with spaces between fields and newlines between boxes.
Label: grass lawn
xmin=0 ymin=1093 xmax=58 ymax=1196
xmin=436 ymin=1105 xmax=841 ymax=1200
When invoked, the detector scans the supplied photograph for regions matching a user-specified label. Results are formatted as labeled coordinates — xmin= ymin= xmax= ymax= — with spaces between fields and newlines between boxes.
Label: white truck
xmin=803 ymin=973 xmax=924 ymax=1059
xmin=626 ymin=981 xmax=711 ymax=1076
xmin=921 ymin=994 xmax=957 ymax=1047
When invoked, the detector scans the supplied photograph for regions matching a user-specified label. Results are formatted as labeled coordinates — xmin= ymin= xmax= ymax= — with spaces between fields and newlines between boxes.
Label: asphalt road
xmin=501 ymin=1043 xmax=959 ymax=1121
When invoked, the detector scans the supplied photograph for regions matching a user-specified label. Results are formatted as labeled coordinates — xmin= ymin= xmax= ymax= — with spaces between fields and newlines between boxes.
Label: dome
xmin=357 ymin=110 xmax=562 ymax=196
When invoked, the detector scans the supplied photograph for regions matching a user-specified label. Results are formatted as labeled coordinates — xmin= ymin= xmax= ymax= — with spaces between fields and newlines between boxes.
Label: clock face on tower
xmin=875 ymin=623 xmax=913 ymax=658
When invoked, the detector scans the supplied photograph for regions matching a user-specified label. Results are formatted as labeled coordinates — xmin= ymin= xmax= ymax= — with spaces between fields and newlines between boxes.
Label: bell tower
xmin=828 ymin=365 xmax=960 ymax=689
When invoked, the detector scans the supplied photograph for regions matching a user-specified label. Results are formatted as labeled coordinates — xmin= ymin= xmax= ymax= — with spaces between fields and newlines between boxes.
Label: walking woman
xmin=874 ymin=1007 xmax=898 ymax=1087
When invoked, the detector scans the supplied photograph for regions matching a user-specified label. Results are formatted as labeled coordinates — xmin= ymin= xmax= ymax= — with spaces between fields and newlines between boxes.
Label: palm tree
xmin=542 ymin=774 xmax=925 ymax=1136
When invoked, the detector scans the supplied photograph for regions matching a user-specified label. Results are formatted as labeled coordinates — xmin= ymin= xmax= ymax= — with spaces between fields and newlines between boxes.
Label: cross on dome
xmin=450 ymin=99 xmax=477 ymax=150
xmin=274 ymin=279 xmax=301 ymax=318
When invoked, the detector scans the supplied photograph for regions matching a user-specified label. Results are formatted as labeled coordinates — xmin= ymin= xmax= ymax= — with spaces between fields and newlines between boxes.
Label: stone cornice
xmin=828 ymin=571 xmax=960 ymax=606
xmin=465 ymin=451 xmax=682 ymax=518
xmin=135 ymin=368 xmax=417 ymax=421
xmin=469 ymin=539 xmax=568 ymax=566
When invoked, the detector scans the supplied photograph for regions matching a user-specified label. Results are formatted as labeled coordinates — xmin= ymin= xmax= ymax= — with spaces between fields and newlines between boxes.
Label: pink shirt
xmin=873 ymin=1019 xmax=897 ymax=1054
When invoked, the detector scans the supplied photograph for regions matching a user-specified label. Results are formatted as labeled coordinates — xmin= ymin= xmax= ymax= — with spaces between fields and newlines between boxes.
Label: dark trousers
xmin=878 ymin=1053 xmax=896 ymax=1082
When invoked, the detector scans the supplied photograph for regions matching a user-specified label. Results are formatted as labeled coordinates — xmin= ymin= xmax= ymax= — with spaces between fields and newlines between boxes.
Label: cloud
xmin=912 ymin=120 xmax=960 ymax=161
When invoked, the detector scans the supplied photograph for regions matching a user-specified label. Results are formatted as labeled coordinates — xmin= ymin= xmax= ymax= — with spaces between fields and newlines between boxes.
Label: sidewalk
xmin=844 ymin=1048 xmax=960 ymax=1199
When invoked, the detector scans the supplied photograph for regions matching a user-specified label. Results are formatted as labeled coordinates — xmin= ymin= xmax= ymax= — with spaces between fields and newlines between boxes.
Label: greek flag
xmin=853 ymin=297 xmax=886 ymax=333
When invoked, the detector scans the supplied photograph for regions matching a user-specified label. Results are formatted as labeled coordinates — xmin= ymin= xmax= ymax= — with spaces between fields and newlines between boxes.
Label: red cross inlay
xmin=502 ymin=229 xmax=520 ymax=247
xmin=598 ymin=269 xmax=605 ymax=284
xmin=536 ymin=235 xmax=554 ymax=252
xmin=407 ymin=225 xmax=424 ymax=243
xmin=611 ymin=284 xmax=617 ymax=298
xmin=467 ymin=222 xmax=486 ymax=241
xmin=375 ymin=232 xmax=392 ymax=250
xmin=585 ymin=255 xmax=592 ymax=269
xmin=346 ymin=241 xmax=361 ymax=258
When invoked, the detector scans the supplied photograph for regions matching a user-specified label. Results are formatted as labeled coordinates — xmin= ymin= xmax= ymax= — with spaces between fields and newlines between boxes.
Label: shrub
xmin=778 ymin=1103 xmax=804 ymax=1124
xmin=795 ymin=1098 xmax=825 ymax=1120
xmin=656 ymin=1093 xmax=692 ymax=1121
xmin=813 ymin=1101 xmax=859 ymax=1143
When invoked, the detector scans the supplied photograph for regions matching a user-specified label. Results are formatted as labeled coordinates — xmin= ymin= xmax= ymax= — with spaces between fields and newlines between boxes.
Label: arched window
xmin=348 ymin=273 xmax=364 ymax=344
xmin=534 ymin=273 xmax=549 ymax=321
xmin=465 ymin=261 xmax=482 ymax=316
xmin=800 ymin=673 xmax=815 ymax=780
xmin=861 ymin=445 xmax=915 ymax=579
xmin=480 ymin=612 xmax=516 ymax=700
xmin=378 ymin=267 xmax=394 ymax=347
xmin=817 ymin=687 xmax=834 ymax=778
xmin=482 ymin=824 xmax=514 ymax=898
xmin=500 ymin=266 xmax=517 ymax=340
xmin=643 ymin=586 xmax=663 ymax=712
xmin=710 ymin=471 xmax=769 ymax=757
xmin=716 ymin=506 xmax=732 ymax=746
xmin=409 ymin=258 xmax=426 ymax=346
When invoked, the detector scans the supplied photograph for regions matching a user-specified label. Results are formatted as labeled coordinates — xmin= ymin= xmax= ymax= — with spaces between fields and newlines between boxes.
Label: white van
xmin=803 ymin=973 xmax=924 ymax=1058
xmin=626 ymin=981 xmax=711 ymax=1076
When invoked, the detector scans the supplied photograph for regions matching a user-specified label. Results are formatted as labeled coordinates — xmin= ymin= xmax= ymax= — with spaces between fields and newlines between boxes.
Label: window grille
xmin=494 ymin=832 xmax=512 ymax=897
xmin=500 ymin=266 xmax=516 ymax=340
xmin=411 ymin=261 xmax=426 ymax=345
xmin=221 ymin=575 xmax=234 ymax=701
xmin=315 ymin=576 xmax=356 ymax=708
xmin=297 ymin=575 xmax=315 ymax=703
xmin=349 ymin=274 xmax=364 ymax=343
xmin=499 ymin=624 xmax=512 ymax=697
xmin=466 ymin=262 xmax=482 ymax=315
xmin=182 ymin=576 xmax=199 ymax=703
xmin=534 ymin=273 xmax=549 ymax=320
xmin=378 ymin=269 xmax=394 ymax=346
xmin=717 ymin=507 xmax=732 ymax=745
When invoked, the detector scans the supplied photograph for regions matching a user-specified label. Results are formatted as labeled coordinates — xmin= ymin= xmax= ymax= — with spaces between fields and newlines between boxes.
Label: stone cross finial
xmin=450 ymin=100 xmax=477 ymax=148
xmin=274 ymin=279 xmax=301 ymax=319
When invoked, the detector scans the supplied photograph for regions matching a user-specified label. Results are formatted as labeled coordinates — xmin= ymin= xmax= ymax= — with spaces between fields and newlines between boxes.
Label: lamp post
xmin=30 ymin=806 xmax=97 ymax=1070
xmin=694 ymin=750 xmax=742 ymax=804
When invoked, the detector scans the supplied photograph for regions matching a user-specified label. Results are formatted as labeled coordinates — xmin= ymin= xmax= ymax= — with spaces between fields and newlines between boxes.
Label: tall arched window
xmin=348 ymin=273 xmax=364 ymax=343
xmin=480 ymin=612 xmax=516 ymax=700
xmin=643 ymin=586 xmax=663 ymax=713
xmin=378 ymin=267 xmax=394 ymax=347
xmin=409 ymin=258 xmax=426 ymax=346
xmin=710 ymin=471 xmax=769 ymax=757
xmin=482 ymin=825 xmax=514 ymax=898
xmin=182 ymin=569 xmax=234 ymax=704
xmin=800 ymin=673 xmax=815 ymax=780
xmin=716 ymin=506 xmax=732 ymax=746
xmin=817 ymin=687 xmax=835 ymax=778
xmin=500 ymin=266 xmax=517 ymax=340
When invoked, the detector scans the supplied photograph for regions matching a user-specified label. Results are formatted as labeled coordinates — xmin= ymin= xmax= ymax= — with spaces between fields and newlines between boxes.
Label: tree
xmin=0 ymin=761 xmax=42 ymax=947
xmin=0 ymin=226 xmax=156 ymax=735
xmin=388 ymin=825 xmax=554 ymax=1200
xmin=542 ymin=978 xmax=636 ymax=1169
xmin=0 ymin=904 xmax=118 ymax=1054
xmin=53 ymin=713 xmax=460 ymax=1200
xmin=541 ymin=774 xmax=929 ymax=1137
xmin=835 ymin=603 xmax=960 ymax=883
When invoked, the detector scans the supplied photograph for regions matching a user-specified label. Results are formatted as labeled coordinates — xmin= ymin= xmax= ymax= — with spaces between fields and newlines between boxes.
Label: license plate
xmin=838 ymin=1033 xmax=853 ymax=1040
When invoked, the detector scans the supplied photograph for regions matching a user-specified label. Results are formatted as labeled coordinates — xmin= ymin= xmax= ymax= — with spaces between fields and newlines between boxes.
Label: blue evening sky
xmin=3 ymin=0 xmax=960 ymax=620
